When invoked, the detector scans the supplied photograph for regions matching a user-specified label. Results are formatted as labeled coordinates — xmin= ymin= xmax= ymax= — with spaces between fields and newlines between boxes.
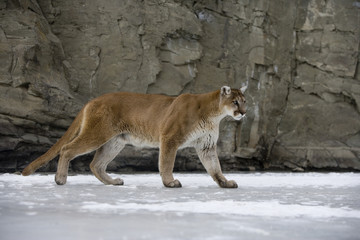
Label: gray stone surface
xmin=0 ymin=0 xmax=359 ymax=172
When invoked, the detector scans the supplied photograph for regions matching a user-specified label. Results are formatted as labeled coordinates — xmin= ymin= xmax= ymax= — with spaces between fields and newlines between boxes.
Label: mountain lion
xmin=22 ymin=86 xmax=247 ymax=188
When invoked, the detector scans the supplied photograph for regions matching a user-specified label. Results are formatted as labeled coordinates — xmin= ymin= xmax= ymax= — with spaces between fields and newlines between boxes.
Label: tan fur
xmin=22 ymin=86 xmax=246 ymax=188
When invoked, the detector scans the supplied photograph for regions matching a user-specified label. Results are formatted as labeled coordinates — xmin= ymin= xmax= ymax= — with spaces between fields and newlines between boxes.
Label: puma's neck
xmin=200 ymin=90 xmax=225 ymax=120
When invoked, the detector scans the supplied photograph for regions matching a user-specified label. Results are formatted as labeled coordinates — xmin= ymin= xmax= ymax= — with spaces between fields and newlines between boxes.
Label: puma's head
xmin=220 ymin=85 xmax=247 ymax=120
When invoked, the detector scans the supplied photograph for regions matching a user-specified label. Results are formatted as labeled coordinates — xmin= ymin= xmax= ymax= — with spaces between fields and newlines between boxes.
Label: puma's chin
xmin=233 ymin=114 xmax=244 ymax=121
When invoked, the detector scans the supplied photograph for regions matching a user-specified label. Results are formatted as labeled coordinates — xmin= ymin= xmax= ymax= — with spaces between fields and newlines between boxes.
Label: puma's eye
xmin=232 ymin=100 xmax=238 ymax=105
xmin=243 ymin=99 xmax=246 ymax=103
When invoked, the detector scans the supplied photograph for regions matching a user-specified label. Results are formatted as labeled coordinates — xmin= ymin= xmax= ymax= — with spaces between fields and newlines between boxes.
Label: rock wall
xmin=0 ymin=0 xmax=359 ymax=172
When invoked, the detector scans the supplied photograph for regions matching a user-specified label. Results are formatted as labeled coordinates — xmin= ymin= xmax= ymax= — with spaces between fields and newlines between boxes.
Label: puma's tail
xmin=22 ymin=109 xmax=84 ymax=176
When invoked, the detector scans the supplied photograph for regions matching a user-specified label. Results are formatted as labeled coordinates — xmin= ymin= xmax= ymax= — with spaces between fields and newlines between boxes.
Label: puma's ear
xmin=240 ymin=85 xmax=248 ymax=94
xmin=221 ymin=86 xmax=231 ymax=95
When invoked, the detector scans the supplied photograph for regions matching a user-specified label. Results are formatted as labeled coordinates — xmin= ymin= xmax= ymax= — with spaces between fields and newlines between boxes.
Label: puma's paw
xmin=164 ymin=179 xmax=182 ymax=188
xmin=55 ymin=174 xmax=67 ymax=185
xmin=112 ymin=178 xmax=124 ymax=186
xmin=219 ymin=180 xmax=238 ymax=188
xmin=226 ymin=180 xmax=238 ymax=188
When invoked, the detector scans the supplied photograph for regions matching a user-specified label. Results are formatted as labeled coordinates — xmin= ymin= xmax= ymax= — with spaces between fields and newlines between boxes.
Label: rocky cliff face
xmin=0 ymin=0 xmax=359 ymax=172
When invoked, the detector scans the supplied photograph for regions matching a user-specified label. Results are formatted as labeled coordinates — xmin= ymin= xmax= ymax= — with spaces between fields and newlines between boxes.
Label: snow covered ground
xmin=0 ymin=172 xmax=359 ymax=240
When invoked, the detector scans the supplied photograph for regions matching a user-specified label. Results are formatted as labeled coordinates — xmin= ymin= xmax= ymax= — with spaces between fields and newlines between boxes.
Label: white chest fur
xmin=180 ymin=116 xmax=223 ymax=150
xmin=180 ymin=126 xmax=219 ymax=150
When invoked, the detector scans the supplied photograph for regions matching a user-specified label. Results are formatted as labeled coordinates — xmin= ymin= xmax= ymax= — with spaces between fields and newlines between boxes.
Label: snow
xmin=81 ymin=200 xmax=360 ymax=219
xmin=1 ymin=172 xmax=360 ymax=240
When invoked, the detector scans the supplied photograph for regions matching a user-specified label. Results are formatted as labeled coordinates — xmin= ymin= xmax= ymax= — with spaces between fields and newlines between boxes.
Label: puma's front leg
xmin=195 ymin=145 xmax=238 ymax=188
xmin=159 ymin=140 xmax=182 ymax=188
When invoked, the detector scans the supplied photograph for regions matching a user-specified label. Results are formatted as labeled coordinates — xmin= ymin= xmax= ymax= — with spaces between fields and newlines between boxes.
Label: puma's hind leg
xmin=90 ymin=136 xmax=125 ymax=185
xmin=55 ymin=104 xmax=118 ymax=185
xmin=55 ymin=134 xmax=107 ymax=185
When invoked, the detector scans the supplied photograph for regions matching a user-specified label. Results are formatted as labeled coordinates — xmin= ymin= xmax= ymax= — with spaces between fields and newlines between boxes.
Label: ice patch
xmin=224 ymin=222 xmax=270 ymax=236
xmin=25 ymin=212 xmax=38 ymax=216
xmin=300 ymin=201 xmax=323 ymax=206
xmin=53 ymin=193 xmax=63 ymax=199
xmin=20 ymin=201 xmax=36 ymax=206
xmin=79 ymin=193 xmax=96 ymax=197
xmin=81 ymin=200 xmax=360 ymax=219
xmin=19 ymin=201 xmax=46 ymax=209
